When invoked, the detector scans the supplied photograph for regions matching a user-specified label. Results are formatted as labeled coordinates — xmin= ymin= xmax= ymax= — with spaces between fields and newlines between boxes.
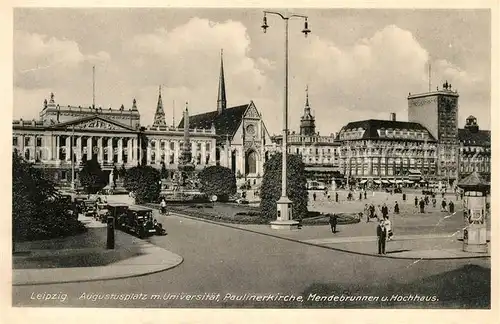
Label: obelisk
xmin=179 ymin=102 xmax=194 ymax=179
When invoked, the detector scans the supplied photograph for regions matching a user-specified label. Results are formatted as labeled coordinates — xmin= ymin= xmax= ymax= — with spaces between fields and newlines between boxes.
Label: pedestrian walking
xmin=414 ymin=196 xmax=418 ymax=208
xmin=441 ymin=198 xmax=447 ymax=212
xmin=359 ymin=192 xmax=363 ymax=201
xmin=364 ymin=191 xmax=367 ymax=200
xmin=383 ymin=216 xmax=393 ymax=241
xmin=381 ymin=203 xmax=389 ymax=219
xmin=377 ymin=219 xmax=387 ymax=255
xmin=335 ymin=192 xmax=339 ymax=203
xmin=364 ymin=204 xmax=370 ymax=222
xmin=160 ymin=198 xmax=167 ymax=215
xmin=432 ymin=197 xmax=437 ymax=208
xmin=329 ymin=214 xmax=338 ymax=233
xmin=448 ymin=200 xmax=455 ymax=213
xmin=369 ymin=203 xmax=375 ymax=220
xmin=419 ymin=198 xmax=425 ymax=213
xmin=313 ymin=192 xmax=317 ymax=201
xmin=394 ymin=201 xmax=400 ymax=214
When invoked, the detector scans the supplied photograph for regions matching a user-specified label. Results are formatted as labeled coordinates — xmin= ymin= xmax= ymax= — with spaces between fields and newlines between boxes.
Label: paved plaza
xmin=12 ymin=194 xmax=491 ymax=308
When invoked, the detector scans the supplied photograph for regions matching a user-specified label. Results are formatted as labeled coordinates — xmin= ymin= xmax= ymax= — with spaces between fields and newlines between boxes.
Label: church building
xmin=178 ymin=51 xmax=277 ymax=186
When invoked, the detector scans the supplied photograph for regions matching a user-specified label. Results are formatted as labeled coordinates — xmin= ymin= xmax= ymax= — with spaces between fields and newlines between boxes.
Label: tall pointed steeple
xmin=300 ymin=85 xmax=316 ymax=136
xmin=153 ymin=85 xmax=167 ymax=127
xmin=217 ymin=49 xmax=227 ymax=114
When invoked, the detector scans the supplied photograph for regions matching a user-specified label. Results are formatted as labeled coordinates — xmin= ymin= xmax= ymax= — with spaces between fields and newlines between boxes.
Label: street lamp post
xmin=262 ymin=10 xmax=310 ymax=230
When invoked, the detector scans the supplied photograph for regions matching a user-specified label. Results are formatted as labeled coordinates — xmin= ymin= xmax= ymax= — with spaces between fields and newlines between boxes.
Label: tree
xmin=123 ymin=165 xmax=161 ymax=204
xmin=119 ymin=164 xmax=127 ymax=179
xmin=198 ymin=165 xmax=236 ymax=202
xmin=260 ymin=153 xmax=308 ymax=221
xmin=79 ymin=157 xmax=107 ymax=194
xmin=160 ymin=162 xmax=168 ymax=179
xmin=12 ymin=151 xmax=85 ymax=242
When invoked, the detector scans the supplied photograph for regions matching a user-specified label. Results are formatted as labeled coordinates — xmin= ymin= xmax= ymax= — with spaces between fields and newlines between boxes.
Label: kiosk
xmin=457 ymin=172 xmax=489 ymax=253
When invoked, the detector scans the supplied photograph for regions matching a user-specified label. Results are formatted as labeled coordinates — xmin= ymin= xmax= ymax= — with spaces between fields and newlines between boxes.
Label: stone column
xmin=87 ymin=136 xmax=92 ymax=161
xmin=147 ymin=140 xmax=152 ymax=165
xmin=201 ymin=141 xmax=206 ymax=165
xmin=97 ymin=137 xmax=103 ymax=163
xmin=54 ymin=135 xmax=60 ymax=162
xmin=126 ymin=138 xmax=132 ymax=166
xmin=118 ymin=138 xmax=123 ymax=164
xmin=108 ymin=138 xmax=113 ymax=163
xmin=65 ymin=136 xmax=71 ymax=161
xmin=76 ymin=136 xmax=82 ymax=164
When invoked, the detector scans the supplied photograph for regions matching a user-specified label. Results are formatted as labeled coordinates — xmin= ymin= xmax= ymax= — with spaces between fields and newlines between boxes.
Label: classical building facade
xmin=12 ymin=91 xmax=216 ymax=186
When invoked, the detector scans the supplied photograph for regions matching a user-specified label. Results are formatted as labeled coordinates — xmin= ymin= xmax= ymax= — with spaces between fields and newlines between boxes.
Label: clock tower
xmin=408 ymin=81 xmax=459 ymax=184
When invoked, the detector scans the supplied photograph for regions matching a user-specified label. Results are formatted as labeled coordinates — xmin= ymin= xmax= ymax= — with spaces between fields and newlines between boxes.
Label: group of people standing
xmin=414 ymin=195 xmax=455 ymax=214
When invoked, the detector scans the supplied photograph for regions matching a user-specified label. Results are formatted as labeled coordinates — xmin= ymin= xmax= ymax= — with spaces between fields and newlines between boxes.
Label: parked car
xmin=107 ymin=203 xmax=130 ymax=229
xmin=120 ymin=205 xmax=156 ymax=238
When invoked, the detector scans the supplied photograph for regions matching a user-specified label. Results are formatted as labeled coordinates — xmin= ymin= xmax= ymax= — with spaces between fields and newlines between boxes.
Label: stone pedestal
xmin=271 ymin=196 xmax=299 ymax=230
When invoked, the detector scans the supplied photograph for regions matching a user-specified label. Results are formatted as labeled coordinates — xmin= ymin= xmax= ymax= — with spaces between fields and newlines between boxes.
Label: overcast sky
xmin=13 ymin=8 xmax=491 ymax=135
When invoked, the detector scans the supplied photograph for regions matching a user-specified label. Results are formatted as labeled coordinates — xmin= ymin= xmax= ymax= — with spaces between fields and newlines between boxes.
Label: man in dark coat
xmin=448 ymin=200 xmax=455 ymax=213
xmin=329 ymin=214 xmax=338 ymax=233
xmin=377 ymin=220 xmax=387 ymax=255
xmin=394 ymin=201 xmax=400 ymax=214
xmin=419 ymin=198 xmax=425 ymax=213
xmin=381 ymin=203 xmax=389 ymax=218
xmin=414 ymin=196 xmax=418 ymax=208
xmin=335 ymin=192 xmax=339 ymax=202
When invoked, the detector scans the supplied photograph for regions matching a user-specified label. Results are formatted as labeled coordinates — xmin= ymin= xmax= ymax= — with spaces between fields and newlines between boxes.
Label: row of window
xmin=342 ymin=166 xmax=437 ymax=176
xmin=13 ymin=136 xmax=42 ymax=147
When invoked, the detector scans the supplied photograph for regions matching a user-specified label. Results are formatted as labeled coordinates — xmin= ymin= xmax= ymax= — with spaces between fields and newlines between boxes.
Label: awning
xmin=374 ymin=180 xmax=381 ymax=184
xmin=381 ymin=180 xmax=389 ymax=184
xmin=359 ymin=180 xmax=367 ymax=184
xmin=404 ymin=180 xmax=414 ymax=184
xmin=420 ymin=180 xmax=427 ymax=183
xmin=388 ymin=180 xmax=395 ymax=184
xmin=408 ymin=169 xmax=422 ymax=174
xmin=396 ymin=180 xmax=403 ymax=184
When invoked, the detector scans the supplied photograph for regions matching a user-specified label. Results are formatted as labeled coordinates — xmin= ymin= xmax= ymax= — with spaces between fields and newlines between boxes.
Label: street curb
xmin=152 ymin=207 xmax=490 ymax=261
xmin=12 ymin=235 xmax=184 ymax=287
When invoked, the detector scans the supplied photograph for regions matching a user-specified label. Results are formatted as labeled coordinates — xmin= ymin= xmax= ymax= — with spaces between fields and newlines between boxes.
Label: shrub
xmin=79 ymin=157 xmax=107 ymax=194
xmin=260 ymin=153 xmax=308 ymax=221
xmin=198 ymin=165 xmax=237 ymax=202
xmin=124 ymin=165 xmax=161 ymax=204
xmin=12 ymin=151 xmax=86 ymax=242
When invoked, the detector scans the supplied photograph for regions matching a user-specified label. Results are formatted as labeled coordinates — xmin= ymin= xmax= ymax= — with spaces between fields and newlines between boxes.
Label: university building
xmin=12 ymin=51 xmax=276 ymax=188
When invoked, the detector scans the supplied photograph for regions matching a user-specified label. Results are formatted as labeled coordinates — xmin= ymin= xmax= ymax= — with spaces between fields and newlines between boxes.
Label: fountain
xmin=168 ymin=103 xmax=199 ymax=200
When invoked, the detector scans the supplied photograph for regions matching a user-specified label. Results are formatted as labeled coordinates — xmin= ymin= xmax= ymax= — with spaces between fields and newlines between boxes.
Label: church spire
xmin=153 ymin=85 xmax=167 ymax=127
xmin=217 ymin=49 xmax=227 ymax=114
xmin=300 ymin=84 xmax=316 ymax=136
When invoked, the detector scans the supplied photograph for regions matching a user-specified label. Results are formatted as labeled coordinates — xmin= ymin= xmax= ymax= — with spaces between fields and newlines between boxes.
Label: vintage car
xmin=106 ymin=203 xmax=130 ymax=228
xmin=82 ymin=198 xmax=98 ymax=217
xmin=120 ymin=205 xmax=156 ymax=238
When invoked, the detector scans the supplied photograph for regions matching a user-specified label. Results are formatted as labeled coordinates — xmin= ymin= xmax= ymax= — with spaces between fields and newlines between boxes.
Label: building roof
xmin=458 ymin=128 xmax=490 ymax=146
xmin=178 ymin=103 xmax=249 ymax=138
xmin=458 ymin=171 xmax=489 ymax=189
xmin=338 ymin=119 xmax=436 ymax=141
